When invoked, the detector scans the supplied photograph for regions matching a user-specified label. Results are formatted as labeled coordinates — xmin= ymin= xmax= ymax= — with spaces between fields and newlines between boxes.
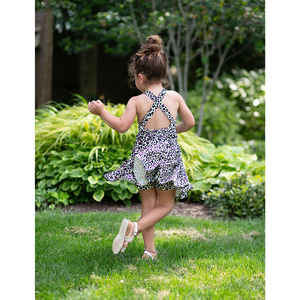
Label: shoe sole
xmin=112 ymin=219 xmax=128 ymax=254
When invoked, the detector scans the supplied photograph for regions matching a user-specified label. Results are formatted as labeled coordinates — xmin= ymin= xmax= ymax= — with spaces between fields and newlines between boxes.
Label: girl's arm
xmin=88 ymin=98 xmax=137 ymax=133
xmin=176 ymin=95 xmax=195 ymax=134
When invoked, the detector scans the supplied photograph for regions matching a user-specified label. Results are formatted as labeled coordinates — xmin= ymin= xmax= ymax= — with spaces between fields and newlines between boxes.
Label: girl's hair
xmin=128 ymin=35 xmax=169 ymax=88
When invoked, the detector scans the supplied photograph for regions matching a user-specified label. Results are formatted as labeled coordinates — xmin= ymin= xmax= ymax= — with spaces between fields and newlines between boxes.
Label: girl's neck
xmin=141 ymin=82 xmax=164 ymax=96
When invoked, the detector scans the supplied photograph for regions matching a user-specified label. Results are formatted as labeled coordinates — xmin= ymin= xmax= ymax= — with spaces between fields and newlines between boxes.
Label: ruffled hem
xmin=104 ymin=151 xmax=193 ymax=200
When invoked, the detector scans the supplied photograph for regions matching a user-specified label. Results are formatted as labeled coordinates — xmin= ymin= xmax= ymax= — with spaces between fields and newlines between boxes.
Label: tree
xmin=96 ymin=0 xmax=265 ymax=136
xmin=37 ymin=0 xmax=264 ymax=136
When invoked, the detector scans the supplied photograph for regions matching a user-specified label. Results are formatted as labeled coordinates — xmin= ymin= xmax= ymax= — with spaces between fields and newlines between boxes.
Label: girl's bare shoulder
xmin=129 ymin=93 xmax=148 ymax=102
xmin=127 ymin=94 xmax=148 ymax=106
xmin=166 ymin=90 xmax=185 ymax=107
xmin=165 ymin=90 xmax=185 ymax=102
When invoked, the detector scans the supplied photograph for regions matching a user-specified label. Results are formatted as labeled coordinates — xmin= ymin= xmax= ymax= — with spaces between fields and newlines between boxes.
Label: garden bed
xmin=62 ymin=197 xmax=214 ymax=219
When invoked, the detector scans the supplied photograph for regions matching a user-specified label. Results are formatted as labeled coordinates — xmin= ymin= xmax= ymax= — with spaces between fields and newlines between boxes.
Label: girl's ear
xmin=138 ymin=73 xmax=145 ymax=83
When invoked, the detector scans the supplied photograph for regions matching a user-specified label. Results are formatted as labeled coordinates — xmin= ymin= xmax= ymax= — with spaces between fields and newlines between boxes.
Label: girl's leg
xmin=140 ymin=188 xmax=158 ymax=254
xmin=137 ymin=188 xmax=176 ymax=233
xmin=122 ymin=188 xmax=176 ymax=254
xmin=122 ymin=188 xmax=157 ymax=251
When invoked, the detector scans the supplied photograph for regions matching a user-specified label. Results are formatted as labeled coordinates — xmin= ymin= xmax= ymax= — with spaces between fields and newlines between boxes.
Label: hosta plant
xmin=35 ymin=98 xmax=264 ymax=209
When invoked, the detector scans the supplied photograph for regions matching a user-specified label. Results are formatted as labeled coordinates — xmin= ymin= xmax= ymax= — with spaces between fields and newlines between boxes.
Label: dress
xmin=104 ymin=89 xmax=193 ymax=200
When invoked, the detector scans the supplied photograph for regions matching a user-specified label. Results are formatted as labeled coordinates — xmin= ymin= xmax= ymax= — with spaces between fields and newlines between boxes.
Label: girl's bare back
xmin=136 ymin=91 xmax=180 ymax=130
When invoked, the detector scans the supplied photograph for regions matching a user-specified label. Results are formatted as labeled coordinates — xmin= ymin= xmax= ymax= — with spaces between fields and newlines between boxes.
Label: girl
xmin=88 ymin=35 xmax=195 ymax=260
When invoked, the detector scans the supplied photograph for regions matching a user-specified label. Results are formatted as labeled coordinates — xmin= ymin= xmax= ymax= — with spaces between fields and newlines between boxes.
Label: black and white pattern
xmin=104 ymin=89 xmax=193 ymax=199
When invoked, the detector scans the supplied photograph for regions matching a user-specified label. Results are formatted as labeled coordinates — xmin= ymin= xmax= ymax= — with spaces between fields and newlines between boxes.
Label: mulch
xmin=63 ymin=197 xmax=214 ymax=219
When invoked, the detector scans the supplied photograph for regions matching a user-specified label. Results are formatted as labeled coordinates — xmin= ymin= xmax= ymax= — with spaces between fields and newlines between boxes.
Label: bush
xmin=35 ymin=187 xmax=70 ymax=210
xmin=35 ymin=147 xmax=137 ymax=209
xmin=188 ymin=90 xmax=242 ymax=145
xmin=189 ymin=143 xmax=265 ymax=195
xmin=188 ymin=68 xmax=265 ymax=144
xmin=35 ymin=100 xmax=215 ymax=208
xmin=202 ymin=173 xmax=265 ymax=219
xmin=233 ymin=140 xmax=265 ymax=160
xmin=35 ymin=98 xmax=265 ymax=209
xmin=222 ymin=69 xmax=265 ymax=141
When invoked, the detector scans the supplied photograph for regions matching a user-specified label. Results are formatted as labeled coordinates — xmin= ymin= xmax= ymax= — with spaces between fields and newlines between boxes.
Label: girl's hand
xmin=88 ymin=100 xmax=104 ymax=116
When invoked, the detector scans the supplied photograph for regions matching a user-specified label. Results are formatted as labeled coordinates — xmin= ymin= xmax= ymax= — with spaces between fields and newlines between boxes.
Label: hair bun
xmin=144 ymin=35 xmax=163 ymax=54
xmin=128 ymin=34 xmax=169 ymax=88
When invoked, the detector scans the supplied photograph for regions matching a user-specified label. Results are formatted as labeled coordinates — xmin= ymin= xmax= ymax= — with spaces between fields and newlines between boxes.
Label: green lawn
xmin=35 ymin=210 xmax=265 ymax=299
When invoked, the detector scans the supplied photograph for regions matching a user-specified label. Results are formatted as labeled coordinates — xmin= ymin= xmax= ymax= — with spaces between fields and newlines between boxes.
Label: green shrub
xmin=188 ymin=90 xmax=242 ymax=145
xmin=188 ymin=68 xmax=265 ymax=144
xmin=35 ymin=98 xmax=265 ymax=209
xmin=189 ymin=143 xmax=265 ymax=195
xmin=35 ymin=147 xmax=137 ymax=208
xmin=202 ymin=173 xmax=265 ymax=219
xmin=35 ymin=100 xmax=215 ymax=208
xmin=35 ymin=187 xmax=70 ymax=210
xmin=233 ymin=140 xmax=265 ymax=160
xmin=221 ymin=69 xmax=265 ymax=141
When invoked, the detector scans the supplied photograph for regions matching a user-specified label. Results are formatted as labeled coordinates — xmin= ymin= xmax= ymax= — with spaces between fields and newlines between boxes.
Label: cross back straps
xmin=139 ymin=89 xmax=175 ymax=128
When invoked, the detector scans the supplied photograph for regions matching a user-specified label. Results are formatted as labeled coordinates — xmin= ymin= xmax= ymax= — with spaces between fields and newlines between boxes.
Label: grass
xmin=35 ymin=210 xmax=265 ymax=299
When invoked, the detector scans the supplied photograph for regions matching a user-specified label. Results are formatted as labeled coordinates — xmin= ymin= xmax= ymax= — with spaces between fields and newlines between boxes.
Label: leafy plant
xmin=188 ymin=68 xmax=265 ymax=144
xmin=36 ymin=147 xmax=138 ymax=208
xmin=189 ymin=142 xmax=265 ymax=195
xmin=202 ymin=173 xmax=265 ymax=219
xmin=35 ymin=187 xmax=70 ymax=210
xmin=220 ymin=69 xmax=265 ymax=141
xmin=35 ymin=100 xmax=212 ymax=207
xmin=35 ymin=98 xmax=264 ymax=209
xmin=233 ymin=139 xmax=265 ymax=160
xmin=188 ymin=89 xmax=242 ymax=145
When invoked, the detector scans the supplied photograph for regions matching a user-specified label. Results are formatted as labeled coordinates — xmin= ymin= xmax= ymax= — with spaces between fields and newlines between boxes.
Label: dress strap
xmin=140 ymin=89 xmax=175 ymax=128
xmin=144 ymin=88 xmax=167 ymax=103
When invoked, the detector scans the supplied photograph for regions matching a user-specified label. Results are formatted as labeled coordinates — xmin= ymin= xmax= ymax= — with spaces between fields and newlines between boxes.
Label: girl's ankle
xmin=144 ymin=249 xmax=157 ymax=255
xmin=143 ymin=249 xmax=158 ymax=259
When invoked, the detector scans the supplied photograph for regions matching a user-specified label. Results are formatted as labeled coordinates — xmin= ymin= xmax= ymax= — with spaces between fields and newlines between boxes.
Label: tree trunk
xmin=32 ymin=10 xmax=53 ymax=109
xmin=183 ymin=34 xmax=190 ymax=102
xmin=79 ymin=45 xmax=98 ymax=101
xmin=196 ymin=45 xmax=232 ymax=136
xmin=196 ymin=85 xmax=208 ymax=136
xmin=165 ymin=44 xmax=175 ymax=91
xmin=196 ymin=100 xmax=205 ymax=136
xmin=169 ymin=29 xmax=184 ymax=98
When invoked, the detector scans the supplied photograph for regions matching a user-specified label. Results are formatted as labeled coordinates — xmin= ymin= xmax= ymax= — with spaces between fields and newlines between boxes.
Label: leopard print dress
xmin=104 ymin=89 xmax=193 ymax=199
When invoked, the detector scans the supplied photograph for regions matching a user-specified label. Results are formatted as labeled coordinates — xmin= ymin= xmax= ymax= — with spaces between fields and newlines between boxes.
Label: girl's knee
xmin=155 ymin=189 xmax=175 ymax=213
xmin=142 ymin=202 xmax=156 ymax=212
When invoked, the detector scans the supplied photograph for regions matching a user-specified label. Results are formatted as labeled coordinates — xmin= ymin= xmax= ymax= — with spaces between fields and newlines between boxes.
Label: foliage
xmin=188 ymin=68 xmax=265 ymax=144
xmin=218 ymin=68 xmax=265 ymax=140
xmin=35 ymin=147 xmax=137 ymax=209
xmin=37 ymin=0 xmax=267 ymax=105
xmin=37 ymin=0 xmax=264 ymax=135
xmin=35 ymin=98 xmax=264 ymax=209
xmin=35 ymin=102 xmax=137 ymax=161
xmin=234 ymin=139 xmax=265 ymax=160
xmin=35 ymin=210 xmax=265 ymax=299
xmin=188 ymin=89 xmax=242 ymax=145
xmin=35 ymin=187 xmax=70 ymax=210
xmin=189 ymin=144 xmax=264 ymax=195
xmin=35 ymin=0 xmax=139 ymax=55
xmin=35 ymin=99 xmax=139 ymax=207
xmin=37 ymin=0 xmax=265 ymax=57
xmin=202 ymin=173 xmax=265 ymax=219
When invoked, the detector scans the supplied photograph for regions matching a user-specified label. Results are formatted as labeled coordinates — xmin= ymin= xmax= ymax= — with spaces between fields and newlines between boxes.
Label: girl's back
xmin=135 ymin=90 xmax=180 ymax=130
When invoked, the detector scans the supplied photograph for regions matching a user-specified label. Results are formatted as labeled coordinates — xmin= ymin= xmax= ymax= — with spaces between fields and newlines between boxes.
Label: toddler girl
xmin=88 ymin=35 xmax=195 ymax=260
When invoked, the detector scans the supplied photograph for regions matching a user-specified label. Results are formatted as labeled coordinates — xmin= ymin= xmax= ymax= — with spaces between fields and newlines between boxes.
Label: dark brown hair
xmin=128 ymin=35 xmax=169 ymax=88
